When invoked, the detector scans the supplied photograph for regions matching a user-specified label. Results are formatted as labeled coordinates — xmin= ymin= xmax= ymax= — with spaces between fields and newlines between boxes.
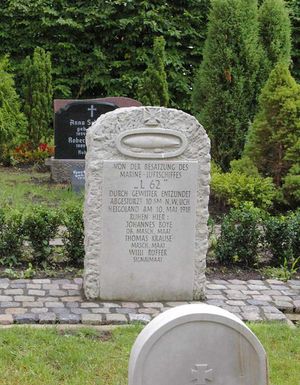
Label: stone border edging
xmin=0 ymin=278 xmax=299 ymax=325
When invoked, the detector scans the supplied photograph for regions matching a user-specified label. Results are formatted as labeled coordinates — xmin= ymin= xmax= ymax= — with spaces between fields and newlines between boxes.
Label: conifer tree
xmin=258 ymin=0 xmax=291 ymax=86
xmin=192 ymin=0 xmax=261 ymax=171
xmin=0 ymin=56 xmax=27 ymax=159
xmin=138 ymin=36 xmax=169 ymax=107
xmin=283 ymin=140 xmax=300 ymax=205
xmin=288 ymin=0 xmax=300 ymax=82
xmin=244 ymin=63 xmax=300 ymax=189
xmin=22 ymin=47 xmax=53 ymax=147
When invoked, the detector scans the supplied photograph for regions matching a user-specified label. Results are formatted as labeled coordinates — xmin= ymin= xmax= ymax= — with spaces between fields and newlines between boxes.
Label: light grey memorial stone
xmin=71 ymin=166 xmax=85 ymax=193
xmin=128 ymin=304 xmax=269 ymax=385
xmin=84 ymin=107 xmax=210 ymax=301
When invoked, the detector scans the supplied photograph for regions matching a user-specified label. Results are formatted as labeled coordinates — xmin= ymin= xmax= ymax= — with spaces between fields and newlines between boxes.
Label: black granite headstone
xmin=54 ymin=101 xmax=118 ymax=159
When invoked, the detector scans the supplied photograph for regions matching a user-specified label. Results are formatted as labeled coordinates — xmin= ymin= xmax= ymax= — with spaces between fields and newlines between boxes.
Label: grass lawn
xmin=0 ymin=323 xmax=298 ymax=385
xmin=0 ymin=167 xmax=82 ymax=212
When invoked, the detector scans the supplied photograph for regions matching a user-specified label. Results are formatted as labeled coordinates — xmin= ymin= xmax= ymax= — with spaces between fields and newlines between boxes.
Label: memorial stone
xmin=128 ymin=304 xmax=269 ymax=385
xmin=84 ymin=107 xmax=210 ymax=301
xmin=71 ymin=166 xmax=85 ymax=193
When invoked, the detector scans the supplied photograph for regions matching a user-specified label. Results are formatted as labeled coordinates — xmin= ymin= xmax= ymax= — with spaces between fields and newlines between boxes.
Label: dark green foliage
xmin=0 ymin=56 xmax=27 ymax=159
xmin=0 ymin=209 xmax=24 ymax=266
xmin=192 ymin=0 xmax=261 ymax=170
xmin=283 ymin=141 xmax=300 ymax=205
xmin=211 ymin=162 xmax=276 ymax=210
xmin=264 ymin=210 xmax=300 ymax=266
xmin=0 ymin=0 xmax=209 ymax=111
xmin=287 ymin=0 xmax=300 ymax=81
xmin=62 ymin=204 xmax=84 ymax=267
xmin=244 ymin=63 xmax=300 ymax=192
xmin=138 ymin=36 xmax=169 ymax=107
xmin=22 ymin=206 xmax=60 ymax=265
xmin=22 ymin=47 xmax=53 ymax=147
xmin=215 ymin=204 xmax=263 ymax=267
xmin=258 ymin=0 xmax=291 ymax=86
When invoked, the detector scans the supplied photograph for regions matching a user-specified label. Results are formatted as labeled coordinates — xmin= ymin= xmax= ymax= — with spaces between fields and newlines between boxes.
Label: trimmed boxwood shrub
xmin=215 ymin=204 xmax=263 ymax=267
xmin=22 ymin=206 xmax=60 ymax=265
xmin=0 ymin=208 xmax=24 ymax=266
xmin=263 ymin=210 xmax=300 ymax=266
xmin=62 ymin=203 xmax=84 ymax=267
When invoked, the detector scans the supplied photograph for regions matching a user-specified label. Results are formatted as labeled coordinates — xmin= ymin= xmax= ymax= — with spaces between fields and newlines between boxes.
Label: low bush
xmin=264 ymin=210 xmax=300 ymax=266
xmin=211 ymin=163 xmax=276 ymax=210
xmin=62 ymin=204 xmax=84 ymax=267
xmin=12 ymin=142 xmax=54 ymax=165
xmin=215 ymin=204 xmax=263 ymax=267
xmin=22 ymin=206 xmax=60 ymax=265
xmin=0 ymin=209 xmax=24 ymax=266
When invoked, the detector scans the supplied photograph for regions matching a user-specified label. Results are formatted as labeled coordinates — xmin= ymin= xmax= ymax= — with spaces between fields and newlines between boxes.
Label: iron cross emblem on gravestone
xmin=191 ymin=364 xmax=214 ymax=385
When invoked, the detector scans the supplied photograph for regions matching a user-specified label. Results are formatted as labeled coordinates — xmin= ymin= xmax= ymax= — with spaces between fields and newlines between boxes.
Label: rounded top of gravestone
xmin=54 ymin=97 xmax=142 ymax=112
xmin=128 ymin=304 xmax=268 ymax=385
xmin=86 ymin=106 xmax=210 ymax=161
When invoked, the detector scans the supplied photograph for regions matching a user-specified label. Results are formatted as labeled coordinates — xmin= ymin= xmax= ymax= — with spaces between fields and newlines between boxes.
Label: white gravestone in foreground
xmin=84 ymin=107 xmax=210 ymax=301
xmin=129 ymin=304 xmax=268 ymax=385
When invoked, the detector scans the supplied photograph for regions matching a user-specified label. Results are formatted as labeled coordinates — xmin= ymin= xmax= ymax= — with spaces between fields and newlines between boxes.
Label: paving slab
xmin=0 ymin=278 xmax=298 ymax=325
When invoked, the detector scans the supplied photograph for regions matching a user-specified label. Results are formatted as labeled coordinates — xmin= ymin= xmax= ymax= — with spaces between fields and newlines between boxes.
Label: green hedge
xmin=1 ymin=204 xmax=299 ymax=272
xmin=215 ymin=206 xmax=300 ymax=268
xmin=0 ymin=205 xmax=84 ymax=268
xmin=215 ymin=204 xmax=263 ymax=267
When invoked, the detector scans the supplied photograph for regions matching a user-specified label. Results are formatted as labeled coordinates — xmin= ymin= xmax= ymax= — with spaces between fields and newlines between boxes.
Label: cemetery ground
xmin=0 ymin=323 xmax=298 ymax=385
xmin=0 ymin=165 xmax=299 ymax=384
xmin=1 ymin=166 xmax=299 ymax=281
xmin=0 ymin=166 xmax=81 ymax=214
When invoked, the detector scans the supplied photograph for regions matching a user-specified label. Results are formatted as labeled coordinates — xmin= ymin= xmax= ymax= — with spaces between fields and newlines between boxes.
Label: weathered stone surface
xmin=5 ymin=289 xmax=24 ymax=295
xmin=58 ymin=313 xmax=81 ymax=324
xmin=264 ymin=313 xmax=287 ymax=321
xmin=84 ymin=107 xmax=210 ymax=301
xmin=15 ymin=313 xmax=37 ymax=324
xmin=39 ymin=313 xmax=56 ymax=324
xmin=28 ymin=290 xmax=46 ymax=296
xmin=128 ymin=304 xmax=268 ymax=385
xmin=5 ymin=308 xmax=27 ymax=315
xmin=129 ymin=313 xmax=151 ymax=324
xmin=82 ymin=313 xmax=103 ymax=325
xmin=105 ymin=313 xmax=128 ymax=324
xmin=0 ymin=314 xmax=13 ymax=324
xmin=32 ymin=279 xmax=51 ymax=284
xmin=14 ymin=296 xmax=34 ymax=302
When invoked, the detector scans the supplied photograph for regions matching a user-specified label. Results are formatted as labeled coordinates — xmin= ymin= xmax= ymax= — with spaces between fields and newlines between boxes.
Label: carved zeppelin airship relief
xmin=116 ymin=128 xmax=188 ymax=158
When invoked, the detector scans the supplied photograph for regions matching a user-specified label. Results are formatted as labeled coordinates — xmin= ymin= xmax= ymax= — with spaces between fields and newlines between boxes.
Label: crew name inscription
xmin=103 ymin=161 xmax=197 ymax=266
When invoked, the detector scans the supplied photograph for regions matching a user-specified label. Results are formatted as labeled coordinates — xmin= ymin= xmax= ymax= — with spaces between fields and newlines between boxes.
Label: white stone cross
xmin=87 ymin=104 xmax=97 ymax=118
xmin=191 ymin=364 xmax=213 ymax=385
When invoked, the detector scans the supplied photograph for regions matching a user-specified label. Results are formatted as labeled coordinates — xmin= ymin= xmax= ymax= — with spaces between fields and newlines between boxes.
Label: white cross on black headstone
xmin=88 ymin=104 xmax=97 ymax=118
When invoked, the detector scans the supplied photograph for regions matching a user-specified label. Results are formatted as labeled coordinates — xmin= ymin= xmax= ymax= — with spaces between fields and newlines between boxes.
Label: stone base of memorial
xmin=84 ymin=107 xmax=210 ymax=301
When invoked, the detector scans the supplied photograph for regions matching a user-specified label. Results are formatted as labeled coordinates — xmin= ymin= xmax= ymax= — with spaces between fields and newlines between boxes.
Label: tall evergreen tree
xmin=258 ymin=0 xmax=291 ymax=86
xmin=244 ymin=63 xmax=300 ymax=189
xmin=138 ymin=36 xmax=169 ymax=106
xmin=192 ymin=0 xmax=261 ymax=171
xmin=286 ymin=0 xmax=300 ymax=82
xmin=0 ymin=56 xmax=27 ymax=159
xmin=22 ymin=47 xmax=53 ymax=147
